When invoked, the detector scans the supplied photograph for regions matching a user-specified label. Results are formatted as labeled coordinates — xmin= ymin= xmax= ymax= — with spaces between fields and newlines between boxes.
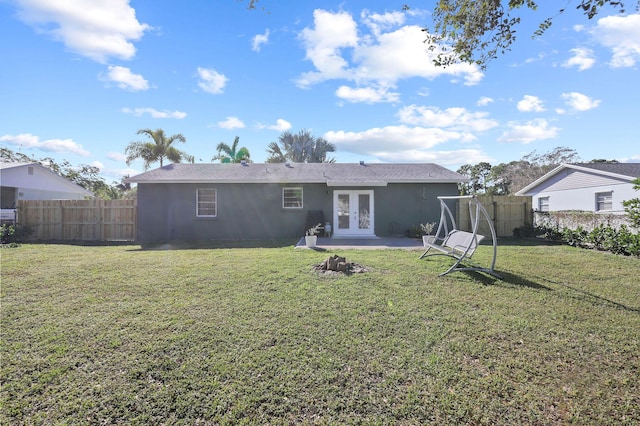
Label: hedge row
xmin=514 ymin=223 xmax=640 ymax=257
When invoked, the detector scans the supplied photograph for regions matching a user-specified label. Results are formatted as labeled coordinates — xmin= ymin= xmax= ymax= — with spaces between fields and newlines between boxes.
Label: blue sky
xmin=1 ymin=0 xmax=639 ymax=182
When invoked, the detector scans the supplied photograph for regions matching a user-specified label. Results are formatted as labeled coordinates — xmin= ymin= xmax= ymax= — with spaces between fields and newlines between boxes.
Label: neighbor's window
xmin=283 ymin=187 xmax=303 ymax=209
xmin=538 ymin=197 xmax=550 ymax=212
xmin=196 ymin=188 xmax=217 ymax=217
xmin=596 ymin=192 xmax=612 ymax=211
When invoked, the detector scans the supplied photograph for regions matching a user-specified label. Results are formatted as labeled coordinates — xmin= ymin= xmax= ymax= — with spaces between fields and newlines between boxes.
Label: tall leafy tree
xmin=266 ymin=129 xmax=336 ymax=163
xmin=457 ymin=162 xmax=493 ymax=195
xmin=213 ymin=136 xmax=251 ymax=163
xmin=0 ymin=147 xmax=129 ymax=200
xmin=125 ymin=128 xmax=190 ymax=170
xmin=623 ymin=178 xmax=640 ymax=229
xmin=419 ymin=0 xmax=634 ymax=69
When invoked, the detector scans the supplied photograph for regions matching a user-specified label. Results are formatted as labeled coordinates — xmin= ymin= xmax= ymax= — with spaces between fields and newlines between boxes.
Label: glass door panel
xmin=337 ymin=194 xmax=350 ymax=229
xmin=358 ymin=194 xmax=370 ymax=230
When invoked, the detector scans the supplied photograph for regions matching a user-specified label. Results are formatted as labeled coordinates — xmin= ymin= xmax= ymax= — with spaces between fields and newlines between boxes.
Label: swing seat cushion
xmin=423 ymin=231 xmax=485 ymax=259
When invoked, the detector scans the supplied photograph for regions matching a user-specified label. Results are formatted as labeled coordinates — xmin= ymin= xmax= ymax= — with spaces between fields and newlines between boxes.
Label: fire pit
xmin=313 ymin=254 xmax=370 ymax=275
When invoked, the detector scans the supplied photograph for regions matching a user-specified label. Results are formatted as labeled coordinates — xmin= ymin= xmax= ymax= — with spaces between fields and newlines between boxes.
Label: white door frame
xmin=332 ymin=190 xmax=375 ymax=237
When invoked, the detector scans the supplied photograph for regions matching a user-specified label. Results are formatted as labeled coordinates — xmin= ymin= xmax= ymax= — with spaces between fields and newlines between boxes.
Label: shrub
xmin=1 ymin=224 xmax=16 ymax=244
xmin=562 ymin=226 xmax=588 ymax=247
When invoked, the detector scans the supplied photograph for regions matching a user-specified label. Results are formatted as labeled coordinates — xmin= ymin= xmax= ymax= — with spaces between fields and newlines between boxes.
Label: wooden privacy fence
xmin=17 ymin=199 xmax=136 ymax=242
xmin=457 ymin=195 xmax=532 ymax=237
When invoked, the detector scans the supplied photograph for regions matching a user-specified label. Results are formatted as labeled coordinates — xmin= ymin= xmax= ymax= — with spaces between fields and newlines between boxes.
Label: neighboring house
xmin=516 ymin=163 xmax=640 ymax=213
xmin=126 ymin=162 xmax=467 ymax=245
xmin=1 ymin=162 xmax=93 ymax=221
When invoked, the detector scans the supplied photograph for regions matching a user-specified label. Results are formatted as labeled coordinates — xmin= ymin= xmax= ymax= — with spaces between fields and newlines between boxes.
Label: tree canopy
xmin=421 ymin=0 xmax=636 ymax=69
xmin=213 ymin=136 xmax=251 ymax=163
xmin=266 ymin=130 xmax=336 ymax=163
xmin=457 ymin=146 xmax=581 ymax=195
xmin=125 ymin=128 xmax=192 ymax=171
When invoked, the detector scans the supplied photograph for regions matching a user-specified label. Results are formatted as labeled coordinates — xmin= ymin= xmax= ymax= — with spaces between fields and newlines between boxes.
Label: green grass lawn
xmin=1 ymin=241 xmax=639 ymax=425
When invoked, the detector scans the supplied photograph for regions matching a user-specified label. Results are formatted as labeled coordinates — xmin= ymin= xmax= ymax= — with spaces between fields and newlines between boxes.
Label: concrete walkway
xmin=295 ymin=236 xmax=424 ymax=250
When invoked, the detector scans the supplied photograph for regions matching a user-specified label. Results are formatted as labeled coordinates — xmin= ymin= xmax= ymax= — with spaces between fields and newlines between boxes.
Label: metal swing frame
xmin=419 ymin=195 xmax=500 ymax=278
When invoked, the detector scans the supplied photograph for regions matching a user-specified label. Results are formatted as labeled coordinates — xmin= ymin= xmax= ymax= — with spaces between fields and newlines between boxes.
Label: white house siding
xmin=1 ymin=163 xmax=91 ymax=204
xmin=531 ymin=181 xmax=635 ymax=212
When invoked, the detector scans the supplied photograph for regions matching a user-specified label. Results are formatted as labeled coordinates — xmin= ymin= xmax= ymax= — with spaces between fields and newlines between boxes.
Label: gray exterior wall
xmin=136 ymin=182 xmax=458 ymax=245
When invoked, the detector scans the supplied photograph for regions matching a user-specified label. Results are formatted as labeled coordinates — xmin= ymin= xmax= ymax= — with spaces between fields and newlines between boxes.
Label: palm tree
xmin=266 ymin=129 xmax=336 ymax=163
xmin=213 ymin=136 xmax=251 ymax=163
xmin=125 ymin=128 xmax=190 ymax=170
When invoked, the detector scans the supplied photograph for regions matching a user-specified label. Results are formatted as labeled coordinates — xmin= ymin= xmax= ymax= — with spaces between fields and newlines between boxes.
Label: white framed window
xmin=596 ymin=191 xmax=612 ymax=211
xmin=196 ymin=188 xmax=217 ymax=217
xmin=282 ymin=187 xmax=303 ymax=209
xmin=538 ymin=197 xmax=550 ymax=212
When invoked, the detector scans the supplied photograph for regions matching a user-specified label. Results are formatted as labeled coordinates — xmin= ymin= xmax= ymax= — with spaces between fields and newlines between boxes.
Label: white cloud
xmin=268 ymin=119 xmax=292 ymax=131
xmin=397 ymin=105 xmax=498 ymax=132
xmin=13 ymin=0 xmax=150 ymax=63
xmin=121 ymin=107 xmax=186 ymax=119
xmin=361 ymin=9 xmax=406 ymax=37
xmin=217 ymin=116 xmax=245 ymax=129
xmin=104 ymin=66 xmax=149 ymax=91
xmin=561 ymin=92 xmax=601 ymax=111
xmin=497 ymin=119 xmax=559 ymax=144
xmin=372 ymin=149 xmax=493 ymax=165
xmin=352 ymin=24 xmax=483 ymax=86
xmin=297 ymin=9 xmax=359 ymax=87
xmin=255 ymin=119 xmax=292 ymax=131
xmin=107 ymin=152 xmax=127 ymax=162
xmin=325 ymin=125 xmax=491 ymax=164
xmin=252 ymin=29 xmax=270 ymax=52
xmin=197 ymin=67 xmax=228 ymax=94
xmin=326 ymin=125 xmax=465 ymax=154
xmin=296 ymin=9 xmax=483 ymax=102
xmin=0 ymin=133 xmax=90 ymax=156
xmin=591 ymin=13 xmax=640 ymax=67
xmin=335 ymin=85 xmax=400 ymax=103
xmin=517 ymin=95 xmax=545 ymax=112
xmin=562 ymin=47 xmax=596 ymax=71
xmin=477 ymin=96 xmax=494 ymax=107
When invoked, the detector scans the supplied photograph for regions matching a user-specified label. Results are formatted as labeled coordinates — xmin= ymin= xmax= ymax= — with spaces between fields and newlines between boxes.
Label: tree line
xmin=1 ymin=135 xmax=624 ymax=202
xmin=456 ymin=146 xmax=622 ymax=196
xmin=125 ymin=128 xmax=336 ymax=170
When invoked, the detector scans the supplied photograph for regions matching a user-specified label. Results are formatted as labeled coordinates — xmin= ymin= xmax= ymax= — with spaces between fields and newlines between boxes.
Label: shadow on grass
xmin=462 ymin=270 xmax=553 ymax=291
xmin=541 ymin=277 xmax=640 ymax=313
xmin=463 ymin=270 xmax=639 ymax=313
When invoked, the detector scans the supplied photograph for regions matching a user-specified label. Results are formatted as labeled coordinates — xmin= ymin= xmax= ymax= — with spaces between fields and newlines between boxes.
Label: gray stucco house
xmin=516 ymin=162 xmax=640 ymax=213
xmin=126 ymin=162 xmax=467 ymax=245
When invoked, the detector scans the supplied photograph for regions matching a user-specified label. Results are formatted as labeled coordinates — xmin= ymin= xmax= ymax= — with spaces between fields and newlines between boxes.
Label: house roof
xmin=126 ymin=162 xmax=468 ymax=186
xmin=0 ymin=162 xmax=94 ymax=196
xmin=516 ymin=162 xmax=640 ymax=195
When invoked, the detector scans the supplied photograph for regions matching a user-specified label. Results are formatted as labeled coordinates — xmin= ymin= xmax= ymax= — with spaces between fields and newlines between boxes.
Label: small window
xmin=196 ymin=188 xmax=217 ymax=217
xmin=596 ymin=192 xmax=612 ymax=211
xmin=283 ymin=187 xmax=303 ymax=209
xmin=538 ymin=197 xmax=550 ymax=212
xmin=28 ymin=166 xmax=34 ymax=175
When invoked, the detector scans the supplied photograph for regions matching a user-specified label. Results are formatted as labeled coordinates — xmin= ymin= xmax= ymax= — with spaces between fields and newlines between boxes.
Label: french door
xmin=333 ymin=190 xmax=375 ymax=237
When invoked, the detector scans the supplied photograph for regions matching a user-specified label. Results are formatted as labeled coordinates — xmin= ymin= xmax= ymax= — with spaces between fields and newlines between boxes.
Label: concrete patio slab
xmin=295 ymin=236 xmax=424 ymax=250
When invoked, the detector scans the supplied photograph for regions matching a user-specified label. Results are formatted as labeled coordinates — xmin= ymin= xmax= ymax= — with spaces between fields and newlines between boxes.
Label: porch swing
xmin=419 ymin=195 xmax=500 ymax=278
